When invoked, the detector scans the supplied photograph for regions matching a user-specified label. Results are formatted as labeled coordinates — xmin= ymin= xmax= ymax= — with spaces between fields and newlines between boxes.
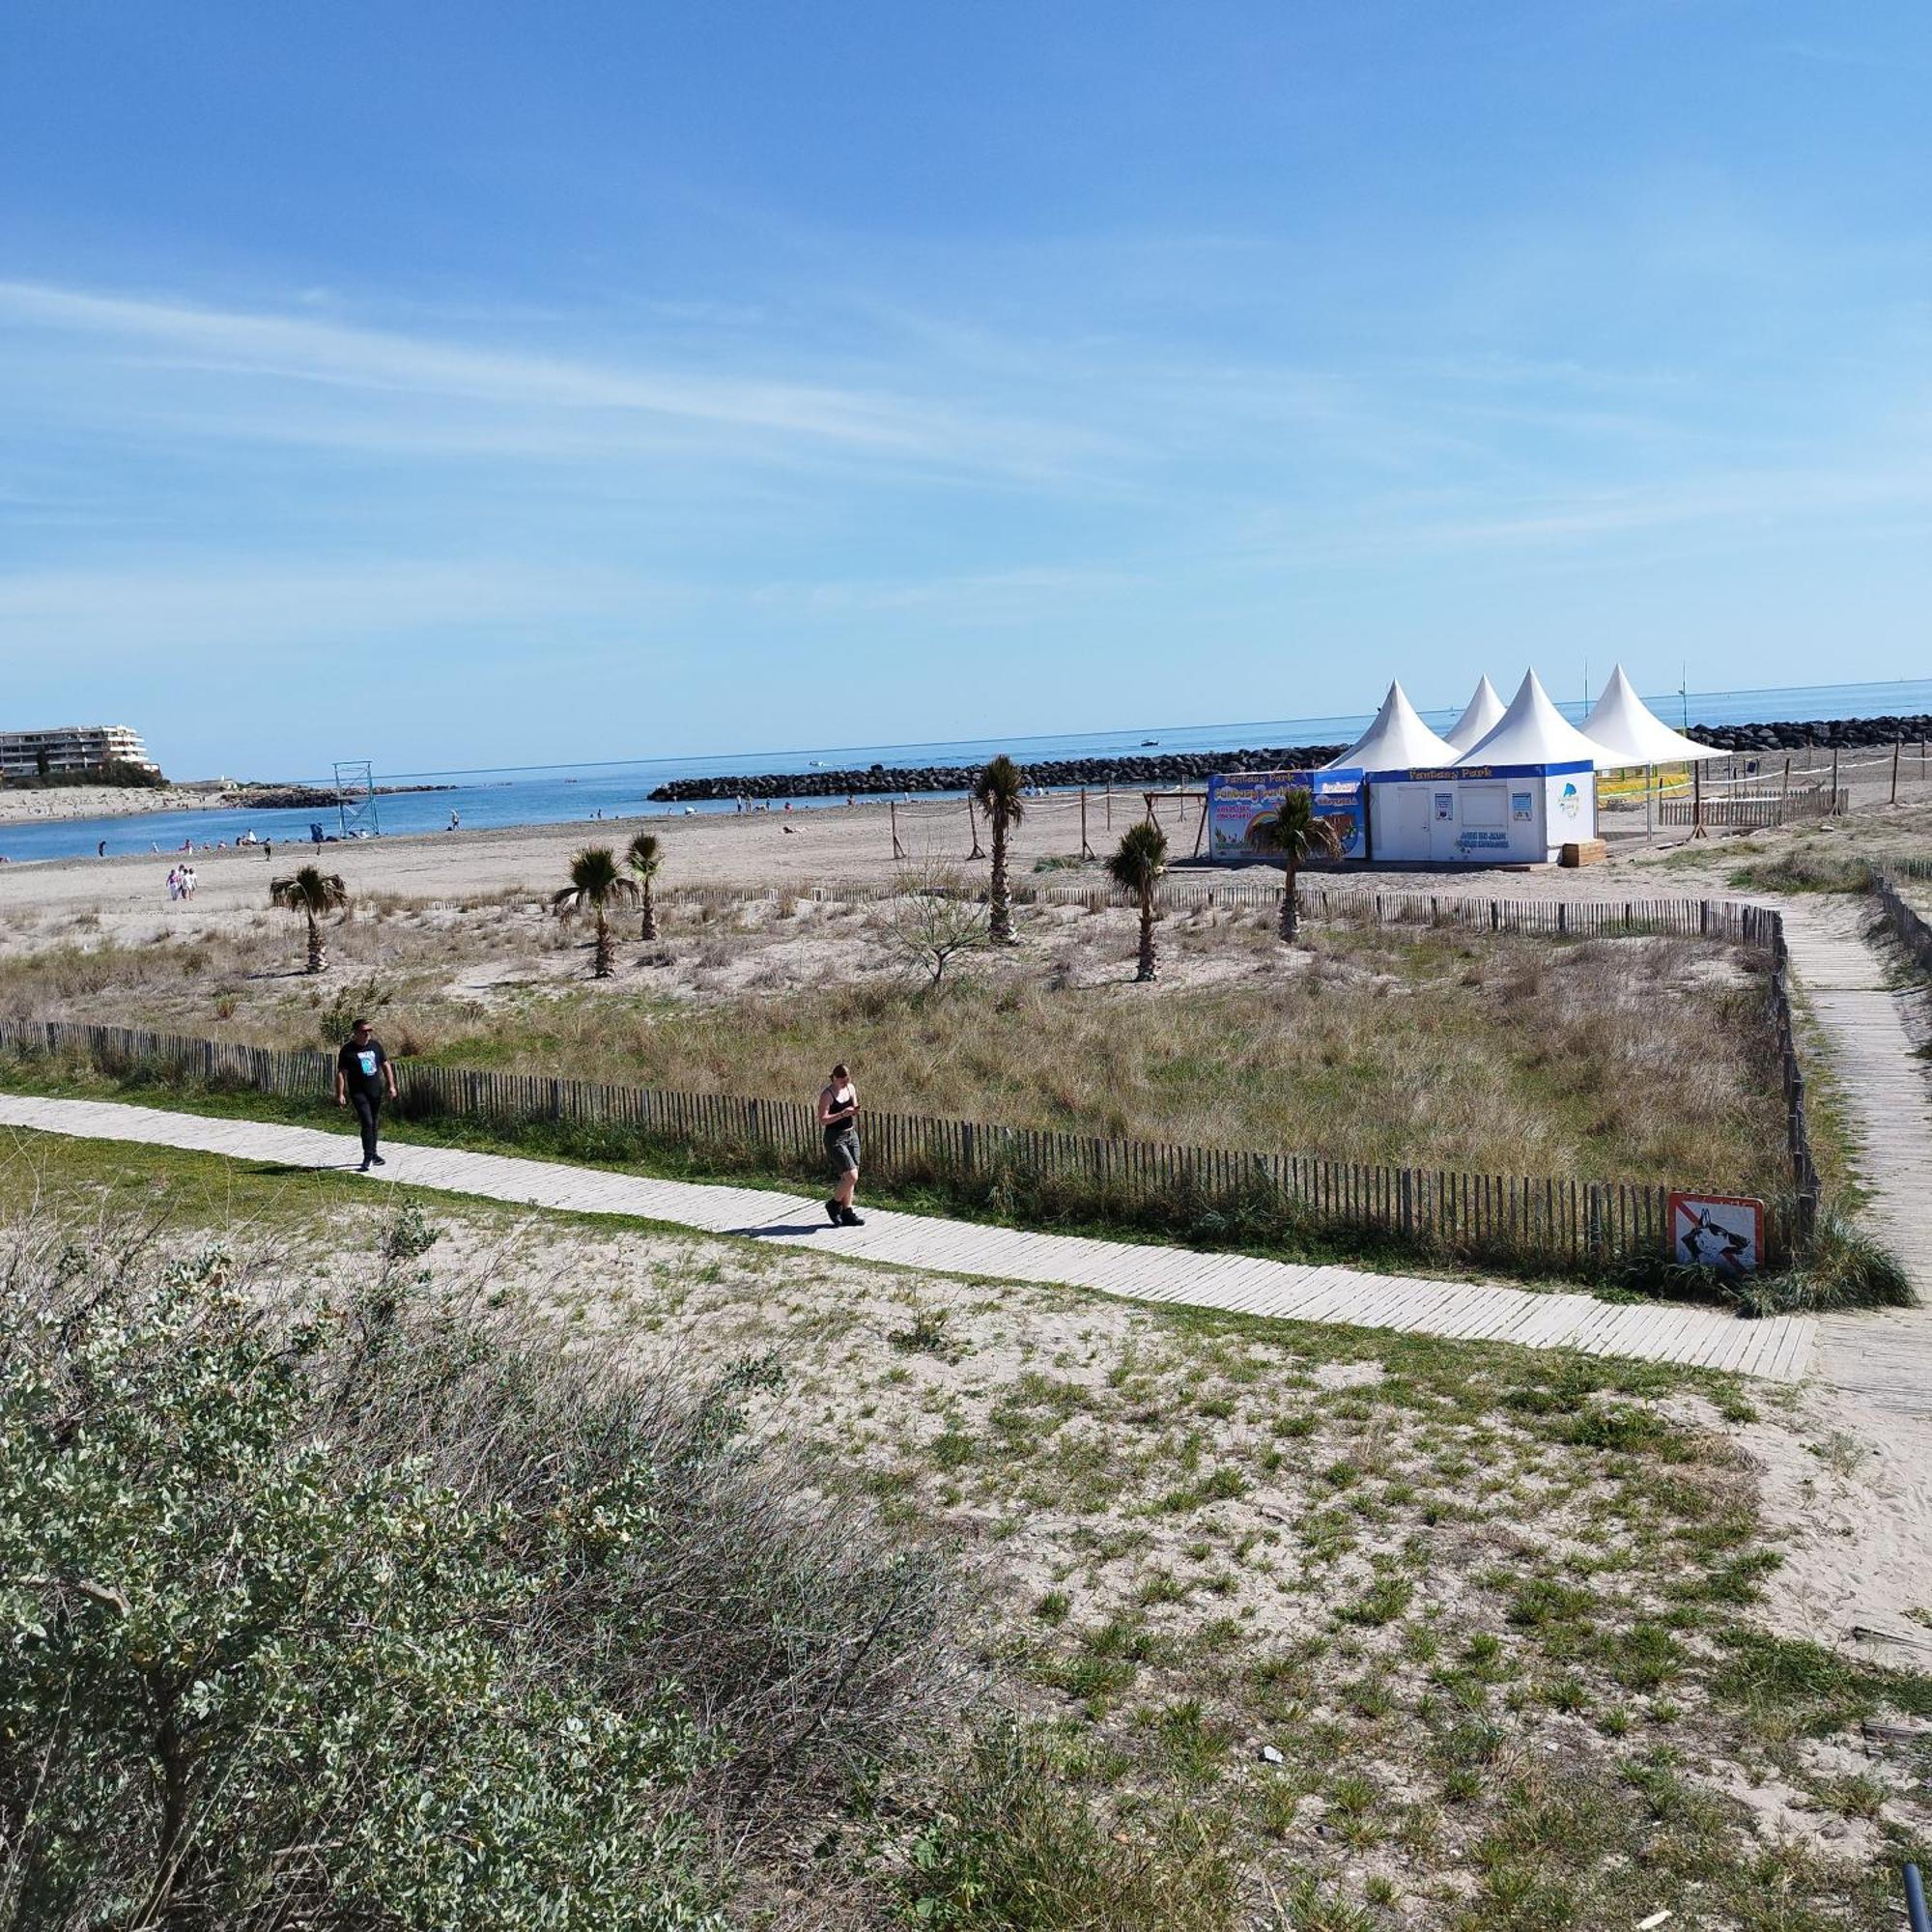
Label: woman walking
xmin=817 ymin=1062 xmax=865 ymax=1227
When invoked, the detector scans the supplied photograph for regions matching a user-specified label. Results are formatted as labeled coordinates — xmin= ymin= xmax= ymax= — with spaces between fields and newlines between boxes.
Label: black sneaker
xmin=357 ymin=1161 xmax=371 ymax=1174
xmin=371 ymin=1154 xmax=386 ymax=1167
xmin=838 ymin=1207 xmax=865 ymax=1227
xmin=825 ymin=1198 xmax=841 ymax=1225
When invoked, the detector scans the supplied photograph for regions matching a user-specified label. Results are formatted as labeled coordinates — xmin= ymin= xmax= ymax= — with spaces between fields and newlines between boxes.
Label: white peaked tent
xmin=1321 ymin=680 xmax=1460 ymax=771
xmin=1581 ymin=664 xmax=1719 ymax=768
xmin=1443 ymin=675 xmax=1507 ymax=753
xmin=1459 ymin=669 xmax=1613 ymax=769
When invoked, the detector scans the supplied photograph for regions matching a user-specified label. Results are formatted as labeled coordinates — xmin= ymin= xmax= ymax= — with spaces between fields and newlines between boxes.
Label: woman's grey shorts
xmin=825 ymin=1130 xmax=861 ymax=1177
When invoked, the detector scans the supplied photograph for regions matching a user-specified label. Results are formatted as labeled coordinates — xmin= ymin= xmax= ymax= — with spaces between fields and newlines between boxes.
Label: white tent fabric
xmin=1458 ymin=669 xmax=1614 ymax=769
xmin=1443 ymin=675 xmax=1506 ymax=753
xmin=1581 ymin=664 xmax=1719 ymax=767
xmin=1321 ymin=680 xmax=1460 ymax=771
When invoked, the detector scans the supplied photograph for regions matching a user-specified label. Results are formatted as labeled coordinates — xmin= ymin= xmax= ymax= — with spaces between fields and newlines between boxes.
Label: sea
xmin=6 ymin=674 xmax=1930 ymax=866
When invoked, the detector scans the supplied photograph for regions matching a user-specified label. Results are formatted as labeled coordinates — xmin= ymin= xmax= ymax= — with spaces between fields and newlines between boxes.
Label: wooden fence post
xmin=1892 ymin=740 xmax=1901 ymax=806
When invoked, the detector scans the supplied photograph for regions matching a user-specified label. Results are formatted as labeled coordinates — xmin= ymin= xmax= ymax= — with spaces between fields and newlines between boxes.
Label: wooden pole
xmin=1691 ymin=758 xmax=1706 ymax=838
xmin=1192 ymin=791 xmax=1208 ymax=858
xmin=1782 ymin=756 xmax=1790 ymax=803
xmin=1892 ymin=740 xmax=1901 ymax=806
xmin=1831 ymin=745 xmax=1839 ymax=800
xmin=1079 ymin=788 xmax=1094 ymax=861
xmin=967 ymin=797 xmax=984 ymax=859
xmin=890 ymin=799 xmax=905 ymax=862
xmin=1105 ymin=784 xmax=1113 ymax=831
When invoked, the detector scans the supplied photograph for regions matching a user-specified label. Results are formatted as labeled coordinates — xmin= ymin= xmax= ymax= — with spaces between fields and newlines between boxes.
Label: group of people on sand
xmin=165 ymin=863 xmax=198 ymax=901
xmin=334 ymin=1018 xmax=871 ymax=1226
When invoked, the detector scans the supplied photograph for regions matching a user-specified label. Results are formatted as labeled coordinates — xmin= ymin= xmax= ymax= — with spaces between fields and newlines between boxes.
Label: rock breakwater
xmin=649 ymin=746 xmax=1350 ymax=803
xmin=649 ymin=712 xmax=1932 ymax=803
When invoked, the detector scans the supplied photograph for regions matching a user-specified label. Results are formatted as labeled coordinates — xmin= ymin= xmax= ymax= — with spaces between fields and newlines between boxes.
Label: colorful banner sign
xmin=1207 ymin=770 xmax=1366 ymax=863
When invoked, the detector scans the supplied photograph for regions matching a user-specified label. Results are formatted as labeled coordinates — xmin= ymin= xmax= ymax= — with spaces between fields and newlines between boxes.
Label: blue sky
xmin=2 ymin=1 xmax=1928 ymax=778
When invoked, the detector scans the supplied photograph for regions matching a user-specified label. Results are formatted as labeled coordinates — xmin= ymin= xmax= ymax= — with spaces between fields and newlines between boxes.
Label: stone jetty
xmin=650 ymin=746 xmax=1350 ymax=803
xmin=647 ymin=712 xmax=1932 ymax=803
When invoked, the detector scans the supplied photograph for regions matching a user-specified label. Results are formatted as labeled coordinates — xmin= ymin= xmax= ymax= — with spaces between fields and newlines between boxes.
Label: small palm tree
xmin=270 ymin=867 xmax=348 ymax=974
xmin=626 ymin=832 xmax=664 ymax=940
xmin=1106 ymin=822 xmax=1168 ymax=982
xmin=1246 ymin=788 xmax=1345 ymax=943
xmin=552 ymin=846 xmax=638 ymax=978
xmin=972 ymin=753 xmax=1028 ymax=944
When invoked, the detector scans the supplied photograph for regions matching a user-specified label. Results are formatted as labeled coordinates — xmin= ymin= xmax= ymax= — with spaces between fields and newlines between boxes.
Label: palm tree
xmin=270 ymin=867 xmax=348 ymax=974
xmin=626 ymin=832 xmax=664 ymax=939
xmin=1106 ymin=822 xmax=1168 ymax=982
xmin=1245 ymin=788 xmax=1345 ymax=943
xmin=553 ymin=846 xmax=638 ymax=978
xmin=971 ymin=753 xmax=1027 ymax=944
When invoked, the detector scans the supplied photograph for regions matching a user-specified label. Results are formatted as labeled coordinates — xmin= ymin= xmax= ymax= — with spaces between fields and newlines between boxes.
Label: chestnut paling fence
xmin=1874 ymin=868 xmax=1932 ymax=978
xmin=0 ymin=893 xmax=1813 ymax=1271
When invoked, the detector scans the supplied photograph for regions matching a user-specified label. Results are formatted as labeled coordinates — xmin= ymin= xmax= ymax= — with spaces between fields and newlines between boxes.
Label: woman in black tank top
xmin=816 ymin=1062 xmax=864 ymax=1227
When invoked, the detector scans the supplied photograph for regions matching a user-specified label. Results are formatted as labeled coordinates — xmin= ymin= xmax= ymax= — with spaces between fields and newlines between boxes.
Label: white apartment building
xmin=0 ymin=724 xmax=161 ymax=779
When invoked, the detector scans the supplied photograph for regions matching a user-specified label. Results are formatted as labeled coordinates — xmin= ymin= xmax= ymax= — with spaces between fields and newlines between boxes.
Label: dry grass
xmin=0 ymin=893 xmax=1785 ymax=1192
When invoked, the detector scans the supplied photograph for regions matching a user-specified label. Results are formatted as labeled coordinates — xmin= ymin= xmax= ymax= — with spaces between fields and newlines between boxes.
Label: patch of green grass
xmin=1340 ymin=1576 xmax=1413 ymax=1628
xmin=899 ymin=1722 xmax=1237 ymax=1931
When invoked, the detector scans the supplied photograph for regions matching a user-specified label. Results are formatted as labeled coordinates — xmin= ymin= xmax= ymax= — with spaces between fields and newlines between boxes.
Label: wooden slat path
xmin=0 ymin=1092 xmax=1812 ymax=1382
xmin=1778 ymin=898 xmax=1932 ymax=1420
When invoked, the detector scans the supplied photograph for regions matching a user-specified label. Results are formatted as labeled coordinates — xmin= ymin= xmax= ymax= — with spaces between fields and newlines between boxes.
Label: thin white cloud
xmin=0 ymin=280 xmax=1109 ymax=476
xmin=0 ymin=557 xmax=666 ymax=655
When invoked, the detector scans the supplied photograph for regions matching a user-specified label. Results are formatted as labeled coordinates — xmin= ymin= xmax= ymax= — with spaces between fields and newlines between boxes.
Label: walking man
xmin=817 ymin=1061 xmax=864 ymax=1226
xmin=335 ymin=1016 xmax=398 ymax=1172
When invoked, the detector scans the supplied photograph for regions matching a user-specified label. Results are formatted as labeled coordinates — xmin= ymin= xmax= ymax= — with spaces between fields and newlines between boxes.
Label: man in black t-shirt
xmin=335 ymin=1017 xmax=398 ymax=1172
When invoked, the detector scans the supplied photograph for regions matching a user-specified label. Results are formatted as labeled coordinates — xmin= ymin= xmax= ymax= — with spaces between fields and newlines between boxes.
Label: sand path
xmin=0 ymin=1091 xmax=1814 ymax=1381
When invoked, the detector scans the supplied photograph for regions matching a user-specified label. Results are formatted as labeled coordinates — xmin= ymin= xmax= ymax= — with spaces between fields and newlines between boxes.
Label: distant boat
xmin=1140 ymin=738 xmax=1159 ymax=747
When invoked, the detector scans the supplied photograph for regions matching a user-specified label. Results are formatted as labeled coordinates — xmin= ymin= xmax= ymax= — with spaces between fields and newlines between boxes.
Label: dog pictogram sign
xmin=1667 ymin=1192 xmax=1764 ymax=1275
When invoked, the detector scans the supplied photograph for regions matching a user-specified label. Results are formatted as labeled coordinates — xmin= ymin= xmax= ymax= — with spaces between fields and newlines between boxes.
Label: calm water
xmin=7 ymin=674 xmax=1930 ymax=866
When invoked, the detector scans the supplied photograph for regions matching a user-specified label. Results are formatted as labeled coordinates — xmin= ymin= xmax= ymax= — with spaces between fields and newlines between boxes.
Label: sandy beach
xmin=0 ymin=787 xmax=1701 ymax=930
xmin=5 ymin=757 xmax=1929 ymax=927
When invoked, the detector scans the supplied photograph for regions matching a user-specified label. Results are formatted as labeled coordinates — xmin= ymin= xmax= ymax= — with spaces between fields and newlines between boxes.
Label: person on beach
xmin=817 ymin=1062 xmax=864 ymax=1226
xmin=335 ymin=1016 xmax=399 ymax=1172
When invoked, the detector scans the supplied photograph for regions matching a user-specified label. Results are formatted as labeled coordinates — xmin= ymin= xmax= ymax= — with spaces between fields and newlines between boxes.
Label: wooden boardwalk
xmin=1780 ymin=897 xmax=1932 ymax=1421
xmin=0 ymin=1092 xmax=1813 ymax=1381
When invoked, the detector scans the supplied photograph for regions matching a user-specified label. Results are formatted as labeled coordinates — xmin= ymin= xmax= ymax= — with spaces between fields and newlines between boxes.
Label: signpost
xmin=1667 ymin=1192 xmax=1765 ymax=1275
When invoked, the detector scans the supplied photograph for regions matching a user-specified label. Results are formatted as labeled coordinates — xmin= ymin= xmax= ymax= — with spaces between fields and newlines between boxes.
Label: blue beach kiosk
xmin=1207 ymin=673 xmax=1605 ymax=868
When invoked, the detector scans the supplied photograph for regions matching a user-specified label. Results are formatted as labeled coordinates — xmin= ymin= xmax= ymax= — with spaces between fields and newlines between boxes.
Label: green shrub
xmin=0 ymin=1208 xmax=958 ymax=1929
xmin=1738 ymin=1208 xmax=1917 ymax=1314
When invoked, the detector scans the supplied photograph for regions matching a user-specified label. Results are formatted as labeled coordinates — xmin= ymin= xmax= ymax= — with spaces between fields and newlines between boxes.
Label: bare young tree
xmin=881 ymin=861 xmax=991 ymax=988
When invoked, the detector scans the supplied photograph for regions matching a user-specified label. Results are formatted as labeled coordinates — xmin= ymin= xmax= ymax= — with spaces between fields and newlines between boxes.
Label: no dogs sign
xmin=1667 ymin=1192 xmax=1765 ymax=1275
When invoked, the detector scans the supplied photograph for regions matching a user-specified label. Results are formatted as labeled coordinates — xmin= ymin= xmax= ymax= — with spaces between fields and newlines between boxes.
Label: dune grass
xmin=0 ymin=897 xmax=1789 ymax=1198
xmin=415 ymin=928 xmax=1785 ymax=1191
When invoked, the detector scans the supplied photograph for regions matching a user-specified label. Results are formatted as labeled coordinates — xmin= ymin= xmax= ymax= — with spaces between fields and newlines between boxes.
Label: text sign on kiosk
xmin=1667 ymin=1192 xmax=1765 ymax=1275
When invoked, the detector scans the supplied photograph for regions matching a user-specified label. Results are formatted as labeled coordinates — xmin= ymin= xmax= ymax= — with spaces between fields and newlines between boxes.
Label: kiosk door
xmin=1381 ymin=784 xmax=1431 ymax=862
